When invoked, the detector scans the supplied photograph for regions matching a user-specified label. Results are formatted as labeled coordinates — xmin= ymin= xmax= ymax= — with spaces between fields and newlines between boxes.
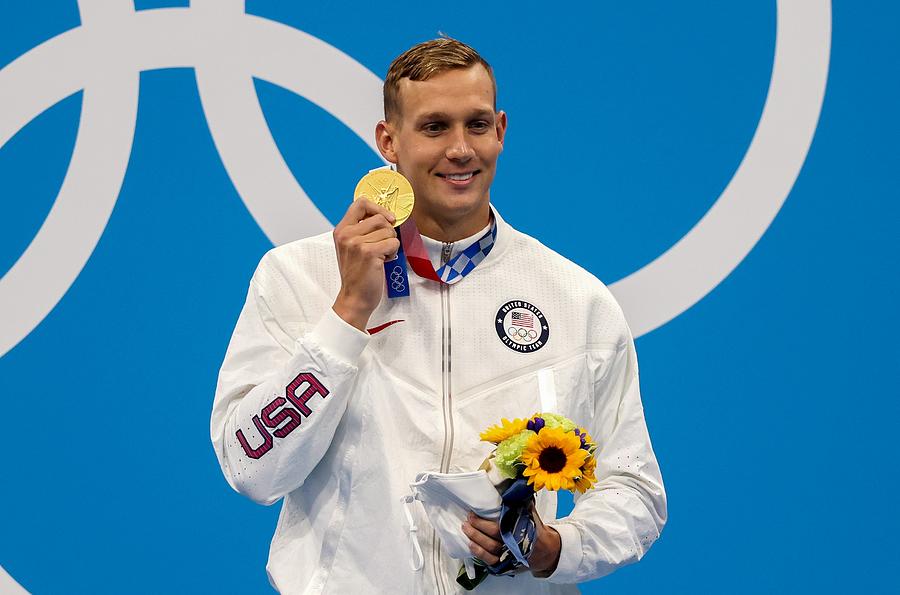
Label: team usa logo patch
xmin=495 ymin=300 xmax=550 ymax=353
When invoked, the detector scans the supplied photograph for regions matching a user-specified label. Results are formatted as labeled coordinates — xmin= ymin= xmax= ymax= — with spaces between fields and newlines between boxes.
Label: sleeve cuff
xmin=306 ymin=308 xmax=371 ymax=366
xmin=543 ymin=521 xmax=583 ymax=584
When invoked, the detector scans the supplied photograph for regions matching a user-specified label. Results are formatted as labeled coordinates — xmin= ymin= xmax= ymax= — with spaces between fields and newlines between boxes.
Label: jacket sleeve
xmin=545 ymin=327 xmax=667 ymax=584
xmin=210 ymin=257 xmax=370 ymax=506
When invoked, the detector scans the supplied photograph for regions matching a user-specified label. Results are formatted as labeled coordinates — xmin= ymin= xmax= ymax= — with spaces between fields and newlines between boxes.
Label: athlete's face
xmin=376 ymin=65 xmax=507 ymax=239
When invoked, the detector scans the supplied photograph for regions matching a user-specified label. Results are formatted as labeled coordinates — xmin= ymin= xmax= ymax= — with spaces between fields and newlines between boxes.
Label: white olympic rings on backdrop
xmin=0 ymin=1 xmax=832 ymax=592
xmin=0 ymin=0 xmax=830 ymax=358
xmin=0 ymin=0 xmax=385 ymax=360
xmin=612 ymin=3 xmax=831 ymax=335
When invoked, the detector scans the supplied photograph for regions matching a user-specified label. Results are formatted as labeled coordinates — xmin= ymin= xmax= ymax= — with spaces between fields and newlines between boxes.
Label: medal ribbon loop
xmin=398 ymin=217 xmax=497 ymax=286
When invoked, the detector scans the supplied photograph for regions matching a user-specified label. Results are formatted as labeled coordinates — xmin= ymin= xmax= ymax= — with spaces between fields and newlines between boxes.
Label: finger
xmin=364 ymin=237 xmax=401 ymax=260
xmin=347 ymin=213 xmax=397 ymax=238
xmin=467 ymin=512 xmax=502 ymax=540
xmin=338 ymin=198 xmax=373 ymax=228
xmin=461 ymin=521 xmax=504 ymax=557
xmin=470 ymin=545 xmax=500 ymax=566
xmin=339 ymin=198 xmax=396 ymax=228
xmin=356 ymin=227 xmax=399 ymax=248
xmin=466 ymin=538 xmax=501 ymax=566
xmin=333 ymin=214 xmax=394 ymax=253
xmin=335 ymin=226 xmax=395 ymax=259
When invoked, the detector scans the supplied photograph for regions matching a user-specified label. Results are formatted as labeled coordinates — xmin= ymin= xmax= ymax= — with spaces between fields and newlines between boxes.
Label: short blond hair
xmin=383 ymin=37 xmax=496 ymax=121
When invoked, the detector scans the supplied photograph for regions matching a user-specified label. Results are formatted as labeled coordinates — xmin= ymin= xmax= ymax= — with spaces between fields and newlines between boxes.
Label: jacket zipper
xmin=433 ymin=241 xmax=455 ymax=595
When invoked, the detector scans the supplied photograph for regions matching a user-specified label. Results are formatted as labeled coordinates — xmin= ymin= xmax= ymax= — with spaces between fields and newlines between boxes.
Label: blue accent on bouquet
xmin=456 ymin=479 xmax=538 ymax=590
xmin=494 ymin=479 xmax=538 ymax=569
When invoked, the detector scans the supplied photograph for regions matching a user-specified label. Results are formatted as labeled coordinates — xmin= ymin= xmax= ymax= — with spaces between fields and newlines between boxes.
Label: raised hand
xmin=331 ymin=198 xmax=399 ymax=331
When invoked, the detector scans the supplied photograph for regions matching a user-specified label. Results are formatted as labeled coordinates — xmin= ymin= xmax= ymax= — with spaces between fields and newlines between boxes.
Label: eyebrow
xmin=415 ymin=110 xmax=495 ymax=125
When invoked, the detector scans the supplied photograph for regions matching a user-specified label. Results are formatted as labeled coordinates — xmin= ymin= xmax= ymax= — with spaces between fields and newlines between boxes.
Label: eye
xmin=422 ymin=122 xmax=446 ymax=134
xmin=469 ymin=120 xmax=491 ymax=133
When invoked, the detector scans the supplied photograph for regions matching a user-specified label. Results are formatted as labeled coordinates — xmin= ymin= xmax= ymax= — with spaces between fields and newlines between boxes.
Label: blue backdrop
xmin=1 ymin=1 xmax=898 ymax=593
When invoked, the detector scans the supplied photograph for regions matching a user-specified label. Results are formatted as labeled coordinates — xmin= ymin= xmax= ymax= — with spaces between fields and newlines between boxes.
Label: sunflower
xmin=520 ymin=427 xmax=589 ymax=491
xmin=480 ymin=417 xmax=530 ymax=444
xmin=573 ymin=456 xmax=598 ymax=493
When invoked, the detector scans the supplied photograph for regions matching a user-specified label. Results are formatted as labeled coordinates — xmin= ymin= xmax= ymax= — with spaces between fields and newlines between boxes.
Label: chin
xmin=441 ymin=197 xmax=487 ymax=218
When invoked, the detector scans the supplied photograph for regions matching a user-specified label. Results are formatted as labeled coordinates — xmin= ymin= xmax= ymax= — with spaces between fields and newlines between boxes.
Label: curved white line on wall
xmin=0 ymin=0 xmax=136 ymax=590
xmin=190 ymin=0 xmax=386 ymax=244
xmin=0 ymin=3 xmax=140 ymax=357
xmin=609 ymin=1 xmax=832 ymax=336
xmin=0 ymin=567 xmax=27 ymax=595
xmin=0 ymin=5 xmax=385 ymax=358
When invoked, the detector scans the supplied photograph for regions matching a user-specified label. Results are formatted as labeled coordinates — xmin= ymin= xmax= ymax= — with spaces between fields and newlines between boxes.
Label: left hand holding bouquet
xmin=460 ymin=412 xmax=597 ymax=588
xmin=404 ymin=412 xmax=596 ymax=590
xmin=462 ymin=503 xmax=561 ymax=575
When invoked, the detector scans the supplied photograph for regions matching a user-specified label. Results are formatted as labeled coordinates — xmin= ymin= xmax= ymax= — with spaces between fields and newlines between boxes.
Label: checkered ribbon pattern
xmin=398 ymin=217 xmax=497 ymax=285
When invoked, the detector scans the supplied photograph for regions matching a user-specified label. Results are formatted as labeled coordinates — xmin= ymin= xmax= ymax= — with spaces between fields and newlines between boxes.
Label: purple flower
xmin=527 ymin=417 xmax=545 ymax=432
xmin=575 ymin=427 xmax=590 ymax=450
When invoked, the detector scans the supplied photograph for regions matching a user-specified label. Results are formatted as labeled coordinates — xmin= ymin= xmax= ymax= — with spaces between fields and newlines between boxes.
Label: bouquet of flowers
xmin=454 ymin=412 xmax=598 ymax=589
xmin=480 ymin=412 xmax=597 ymax=493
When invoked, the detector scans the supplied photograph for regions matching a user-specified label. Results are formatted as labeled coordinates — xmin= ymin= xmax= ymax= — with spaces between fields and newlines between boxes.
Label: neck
xmin=413 ymin=204 xmax=491 ymax=243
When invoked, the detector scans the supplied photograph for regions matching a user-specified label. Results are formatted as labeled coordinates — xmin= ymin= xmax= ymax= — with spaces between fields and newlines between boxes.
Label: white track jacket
xmin=211 ymin=208 xmax=667 ymax=594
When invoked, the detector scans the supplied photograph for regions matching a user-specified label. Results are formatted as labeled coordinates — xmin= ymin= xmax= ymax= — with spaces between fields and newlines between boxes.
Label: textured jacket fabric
xmin=211 ymin=207 xmax=667 ymax=594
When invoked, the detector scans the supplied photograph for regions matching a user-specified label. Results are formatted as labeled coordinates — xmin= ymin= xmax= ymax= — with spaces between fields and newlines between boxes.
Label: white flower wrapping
xmin=409 ymin=469 xmax=502 ymax=560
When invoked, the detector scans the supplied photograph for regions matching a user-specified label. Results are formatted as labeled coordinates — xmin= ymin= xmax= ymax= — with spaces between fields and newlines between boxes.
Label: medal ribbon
xmin=384 ymin=229 xmax=411 ymax=299
xmin=399 ymin=216 xmax=497 ymax=287
xmin=385 ymin=217 xmax=497 ymax=297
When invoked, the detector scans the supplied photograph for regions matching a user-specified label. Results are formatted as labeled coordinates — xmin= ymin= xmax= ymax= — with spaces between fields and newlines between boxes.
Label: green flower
xmin=539 ymin=412 xmax=576 ymax=433
xmin=493 ymin=430 xmax=535 ymax=478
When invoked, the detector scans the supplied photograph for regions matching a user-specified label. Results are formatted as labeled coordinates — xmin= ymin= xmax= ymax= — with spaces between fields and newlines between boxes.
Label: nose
xmin=445 ymin=128 xmax=474 ymax=162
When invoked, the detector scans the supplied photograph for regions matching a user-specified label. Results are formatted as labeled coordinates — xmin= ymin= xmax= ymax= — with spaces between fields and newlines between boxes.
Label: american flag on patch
xmin=511 ymin=311 xmax=534 ymax=328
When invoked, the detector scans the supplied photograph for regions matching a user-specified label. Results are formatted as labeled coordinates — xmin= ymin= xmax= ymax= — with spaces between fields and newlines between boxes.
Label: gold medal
xmin=353 ymin=168 xmax=415 ymax=227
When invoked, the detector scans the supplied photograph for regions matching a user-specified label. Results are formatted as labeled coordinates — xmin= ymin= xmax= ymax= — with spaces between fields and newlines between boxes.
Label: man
xmin=211 ymin=38 xmax=666 ymax=594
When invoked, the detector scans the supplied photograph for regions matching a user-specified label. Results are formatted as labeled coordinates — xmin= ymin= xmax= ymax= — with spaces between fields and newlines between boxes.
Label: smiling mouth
xmin=436 ymin=170 xmax=480 ymax=182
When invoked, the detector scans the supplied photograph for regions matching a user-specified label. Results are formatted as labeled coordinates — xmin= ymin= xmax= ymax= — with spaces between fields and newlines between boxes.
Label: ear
xmin=495 ymin=110 xmax=508 ymax=152
xmin=375 ymin=120 xmax=399 ymax=164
